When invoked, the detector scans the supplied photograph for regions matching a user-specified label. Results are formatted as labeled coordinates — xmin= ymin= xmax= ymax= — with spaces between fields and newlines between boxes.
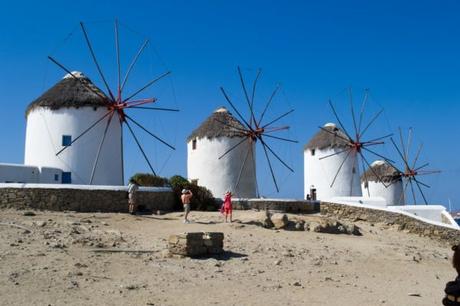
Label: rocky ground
xmin=0 ymin=208 xmax=456 ymax=306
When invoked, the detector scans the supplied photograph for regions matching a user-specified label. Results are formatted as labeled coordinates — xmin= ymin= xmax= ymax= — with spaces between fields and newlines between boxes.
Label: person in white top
xmin=128 ymin=180 xmax=140 ymax=215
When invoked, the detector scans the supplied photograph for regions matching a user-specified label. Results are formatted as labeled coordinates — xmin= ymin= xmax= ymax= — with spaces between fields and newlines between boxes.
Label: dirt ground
xmin=0 ymin=208 xmax=456 ymax=306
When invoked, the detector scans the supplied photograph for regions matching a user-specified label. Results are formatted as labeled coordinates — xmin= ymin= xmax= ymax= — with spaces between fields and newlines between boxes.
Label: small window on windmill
xmin=352 ymin=166 xmax=356 ymax=174
xmin=62 ymin=135 xmax=72 ymax=147
xmin=54 ymin=174 xmax=59 ymax=181
xmin=311 ymin=149 xmax=315 ymax=156
xmin=191 ymin=179 xmax=198 ymax=185
xmin=192 ymin=139 xmax=197 ymax=150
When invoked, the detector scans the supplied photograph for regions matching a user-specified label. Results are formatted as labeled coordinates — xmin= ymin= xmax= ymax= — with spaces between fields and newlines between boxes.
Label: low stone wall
xmin=0 ymin=186 xmax=175 ymax=213
xmin=233 ymin=199 xmax=320 ymax=214
xmin=321 ymin=201 xmax=460 ymax=245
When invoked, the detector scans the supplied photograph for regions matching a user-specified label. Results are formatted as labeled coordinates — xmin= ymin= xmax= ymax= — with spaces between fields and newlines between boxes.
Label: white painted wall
xmin=0 ymin=163 xmax=39 ymax=183
xmin=362 ymin=180 xmax=405 ymax=206
xmin=39 ymin=166 xmax=63 ymax=184
xmin=388 ymin=205 xmax=458 ymax=227
xmin=187 ymin=136 xmax=256 ymax=199
xmin=25 ymin=107 xmax=123 ymax=185
xmin=329 ymin=196 xmax=388 ymax=207
xmin=304 ymin=147 xmax=361 ymax=200
xmin=0 ymin=163 xmax=62 ymax=183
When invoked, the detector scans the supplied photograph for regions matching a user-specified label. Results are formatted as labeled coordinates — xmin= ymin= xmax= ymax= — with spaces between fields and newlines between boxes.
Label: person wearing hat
xmin=127 ymin=179 xmax=140 ymax=215
xmin=222 ymin=191 xmax=233 ymax=223
xmin=181 ymin=189 xmax=193 ymax=223
xmin=443 ymin=245 xmax=460 ymax=305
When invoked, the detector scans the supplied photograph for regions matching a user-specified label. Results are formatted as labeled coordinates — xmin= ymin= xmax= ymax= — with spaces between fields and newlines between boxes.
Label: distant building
xmin=187 ymin=107 xmax=256 ymax=199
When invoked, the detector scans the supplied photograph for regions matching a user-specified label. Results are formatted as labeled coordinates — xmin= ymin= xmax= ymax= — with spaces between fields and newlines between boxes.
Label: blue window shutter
xmin=62 ymin=135 xmax=72 ymax=147
xmin=62 ymin=172 xmax=71 ymax=184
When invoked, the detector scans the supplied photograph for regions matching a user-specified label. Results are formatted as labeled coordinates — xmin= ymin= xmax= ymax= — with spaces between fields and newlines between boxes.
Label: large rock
xmin=311 ymin=219 xmax=362 ymax=236
xmin=271 ymin=213 xmax=289 ymax=229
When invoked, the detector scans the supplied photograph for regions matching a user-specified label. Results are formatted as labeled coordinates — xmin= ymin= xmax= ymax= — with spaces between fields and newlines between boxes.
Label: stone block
xmin=271 ymin=213 xmax=288 ymax=229
xmin=168 ymin=232 xmax=224 ymax=257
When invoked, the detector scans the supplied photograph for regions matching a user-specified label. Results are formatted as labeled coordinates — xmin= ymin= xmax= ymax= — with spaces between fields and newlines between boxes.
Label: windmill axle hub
xmin=246 ymin=128 xmax=264 ymax=140
xmin=351 ymin=142 xmax=362 ymax=152
xmin=404 ymin=169 xmax=417 ymax=177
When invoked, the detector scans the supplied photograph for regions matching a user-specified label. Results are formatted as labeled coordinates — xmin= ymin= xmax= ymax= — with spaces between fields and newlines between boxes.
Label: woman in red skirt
xmin=222 ymin=191 xmax=233 ymax=223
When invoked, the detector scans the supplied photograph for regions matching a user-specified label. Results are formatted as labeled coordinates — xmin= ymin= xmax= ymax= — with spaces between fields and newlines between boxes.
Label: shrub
xmin=169 ymin=175 xmax=218 ymax=211
xmin=129 ymin=173 xmax=169 ymax=187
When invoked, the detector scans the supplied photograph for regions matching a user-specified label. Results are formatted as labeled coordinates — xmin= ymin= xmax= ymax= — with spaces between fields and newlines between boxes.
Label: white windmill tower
xmin=25 ymin=20 xmax=177 ymax=185
xmin=304 ymin=123 xmax=361 ymax=200
xmin=187 ymin=107 xmax=257 ymax=198
xmin=24 ymin=72 xmax=123 ymax=185
xmin=361 ymin=160 xmax=405 ymax=205
xmin=304 ymin=89 xmax=393 ymax=201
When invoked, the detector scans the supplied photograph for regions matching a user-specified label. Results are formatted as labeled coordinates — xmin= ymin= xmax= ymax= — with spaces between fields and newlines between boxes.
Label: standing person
xmin=127 ymin=180 xmax=140 ymax=215
xmin=443 ymin=245 xmax=460 ymax=305
xmin=222 ymin=191 xmax=233 ymax=223
xmin=181 ymin=189 xmax=193 ymax=223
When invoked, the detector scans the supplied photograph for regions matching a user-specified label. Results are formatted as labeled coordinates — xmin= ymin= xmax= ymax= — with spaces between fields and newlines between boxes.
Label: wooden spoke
xmin=115 ymin=19 xmax=121 ymax=100
xmin=80 ymin=22 xmax=115 ymax=101
xmin=121 ymin=39 xmax=149 ymax=92
xmin=261 ymin=141 xmax=279 ymax=193
xmin=128 ymin=106 xmax=179 ymax=112
xmin=258 ymin=137 xmax=294 ymax=172
xmin=262 ymin=134 xmax=298 ymax=143
xmin=360 ymin=151 xmax=390 ymax=188
xmin=237 ymin=66 xmax=257 ymax=127
xmin=125 ymin=114 xmax=175 ymax=150
xmin=261 ymin=109 xmax=294 ymax=129
xmin=123 ymin=71 xmax=171 ymax=102
xmin=360 ymin=108 xmax=383 ymax=138
xmin=328 ymin=99 xmax=353 ymax=140
xmin=362 ymin=147 xmax=395 ymax=164
xmin=125 ymin=120 xmax=156 ymax=176
xmin=363 ymin=133 xmax=393 ymax=144
xmin=56 ymin=110 xmax=113 ymax=156
xmin=318 ymin=126 xmax=351 ymax=143
xmin=348 ymin=87 xmax=359 ymax=138
xmin=319 ymin=148 xmax=351 ymax=161
xmin=48 ymin=56 xmax=109 ymax=102
xmin=357 ymin=88 xmax=369 ymax=134
xmin=218 ymin=137 xmax=248 ymax=160
xmin=258 ymin=84 xmax=280 ymax=126
xmin=90 ymin=112 xmax=115 ymax=184
xmin=220 ymin=87 xmax=253 ymax=130
xmin=329 ymin=149 xmax=352 ymax=188
xmin=414 ymin=179 xmax=429 ymax=205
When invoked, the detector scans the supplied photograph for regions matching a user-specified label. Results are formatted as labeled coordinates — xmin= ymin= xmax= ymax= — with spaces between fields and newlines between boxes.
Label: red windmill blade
xmin=389 ymin=127 xmax=441 ymax=205
xmin=319 ymin=88 xmax=394 ymax=195
xmin=48 ymin=19 xmax=178 ymax=183
xmin=217 ymin=67 xmax=298 ymax=193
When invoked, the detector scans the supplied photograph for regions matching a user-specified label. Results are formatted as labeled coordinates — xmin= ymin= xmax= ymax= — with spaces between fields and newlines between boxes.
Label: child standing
xmin=222 ymin=191 xmax=233 ymax=223
xmin=443 ymin=245 xmax=460 ymax=305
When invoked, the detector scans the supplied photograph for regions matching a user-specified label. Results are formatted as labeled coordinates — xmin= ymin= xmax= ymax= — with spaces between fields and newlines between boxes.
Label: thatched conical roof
xmin=26 ymin=72 xmax=109 ymax=116
xmin=187 ymin=107 xmax=246 ymax=142
xmin=361 ymin=160 xmax=402 ymax=183
xmin=304 ymin=123 xmax=351 ymax=151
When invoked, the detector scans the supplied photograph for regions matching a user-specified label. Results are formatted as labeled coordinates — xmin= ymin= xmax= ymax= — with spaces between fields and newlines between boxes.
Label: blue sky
xmin=1 ymin=0 xmax=460 ymax=208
